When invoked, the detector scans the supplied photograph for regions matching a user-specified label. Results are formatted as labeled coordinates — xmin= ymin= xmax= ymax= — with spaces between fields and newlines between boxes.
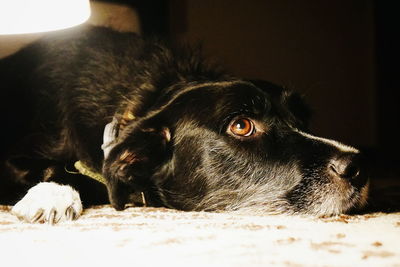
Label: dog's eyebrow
xmin=145 ymin=80 xmax=256 ymax=119
xmin=172 ymin=80 xmax=255 ymax=100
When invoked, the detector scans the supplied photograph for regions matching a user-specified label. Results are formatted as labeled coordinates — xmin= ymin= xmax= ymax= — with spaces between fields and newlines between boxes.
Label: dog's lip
xmin=344 ymin=181 xmax=370 ymax=214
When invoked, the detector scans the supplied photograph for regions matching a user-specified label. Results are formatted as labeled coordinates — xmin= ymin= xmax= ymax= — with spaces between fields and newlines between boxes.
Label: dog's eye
xmin=229 ymin=118 xmax=255 ymax=137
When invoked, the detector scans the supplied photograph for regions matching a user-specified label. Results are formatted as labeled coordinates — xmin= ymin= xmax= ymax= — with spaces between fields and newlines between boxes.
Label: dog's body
xmin=0 ymin=26 xmax=368 ymax=223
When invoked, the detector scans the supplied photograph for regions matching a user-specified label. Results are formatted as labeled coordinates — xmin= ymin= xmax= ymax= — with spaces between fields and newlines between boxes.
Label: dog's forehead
xmin=183 ymin=80 xmax=274 ymax=113
xmin=165 ymin=79 xmax=311 ymax=133
xmin=159 ymin=80 xmax=303 ymax=130
xmin=163 ymin=80 xmax=278 ymax=130
xmin=214 ymin=82 xmax=272 ymax=115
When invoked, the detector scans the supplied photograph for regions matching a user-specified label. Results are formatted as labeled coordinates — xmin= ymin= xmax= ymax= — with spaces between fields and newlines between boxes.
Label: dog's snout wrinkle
xmin=329 ymin=153 xmax=361 ymax=180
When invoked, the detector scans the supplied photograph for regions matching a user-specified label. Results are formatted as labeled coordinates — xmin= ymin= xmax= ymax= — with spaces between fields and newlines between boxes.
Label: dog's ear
xmin=102 ymin=117 xmax=171 ymax=210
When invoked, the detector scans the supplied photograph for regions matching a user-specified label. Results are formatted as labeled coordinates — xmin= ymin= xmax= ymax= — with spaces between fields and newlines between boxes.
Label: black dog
xmin=0 ymin=26 xmax=368 ymax=223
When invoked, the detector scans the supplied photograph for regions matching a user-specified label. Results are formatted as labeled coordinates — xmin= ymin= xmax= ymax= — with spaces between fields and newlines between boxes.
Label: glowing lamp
xmin=0 ymin=0 xmax=91 ymax=34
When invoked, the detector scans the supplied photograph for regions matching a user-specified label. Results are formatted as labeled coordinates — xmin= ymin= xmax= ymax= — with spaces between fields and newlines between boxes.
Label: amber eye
xmin=229 ymin=118 xmax=255 ymax=137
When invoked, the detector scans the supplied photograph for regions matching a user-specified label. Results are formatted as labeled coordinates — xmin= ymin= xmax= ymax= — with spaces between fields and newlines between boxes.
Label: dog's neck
xmin=74 ymin=108 xmax=147 ymax=207
xmin=102 ymin=108 xmax=136 ymax=158
xmin=74 ymin=160 xmax=147 ymax=207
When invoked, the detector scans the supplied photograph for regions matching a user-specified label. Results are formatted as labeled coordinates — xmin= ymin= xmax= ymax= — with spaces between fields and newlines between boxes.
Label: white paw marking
xmin=12 ymin=182 xmax=82 ymax=224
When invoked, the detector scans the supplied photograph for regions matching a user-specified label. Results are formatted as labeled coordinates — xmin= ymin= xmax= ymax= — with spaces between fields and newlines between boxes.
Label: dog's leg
xmin=11 ymin=182 xmax=82 ymax=224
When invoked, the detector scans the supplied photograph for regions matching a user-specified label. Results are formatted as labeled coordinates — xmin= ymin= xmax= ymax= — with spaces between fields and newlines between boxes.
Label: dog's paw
xmin=12 ymin=182 xmax=83 ymax=224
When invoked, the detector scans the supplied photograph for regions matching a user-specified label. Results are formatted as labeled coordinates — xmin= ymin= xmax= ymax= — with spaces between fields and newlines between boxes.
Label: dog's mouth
xmin=282 ymin=168 xmax=370 ymax=216
xmin=347 ymin=180 xmax=370 ymax=213
xmin=326 ymin=179 xmax=370 ymax=216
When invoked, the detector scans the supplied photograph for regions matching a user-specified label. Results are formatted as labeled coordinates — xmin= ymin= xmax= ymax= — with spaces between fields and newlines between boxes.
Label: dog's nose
xmin=329 ymin=153 xmax=361 ymax=180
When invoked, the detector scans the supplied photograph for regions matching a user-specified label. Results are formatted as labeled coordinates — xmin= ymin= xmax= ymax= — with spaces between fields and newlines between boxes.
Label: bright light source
xmin=0 ymin=0 xmax=91 ymax=35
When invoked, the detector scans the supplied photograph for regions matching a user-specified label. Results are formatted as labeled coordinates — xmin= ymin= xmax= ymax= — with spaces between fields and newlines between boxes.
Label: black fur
xmin=0 ymin=26 xmax=368 ymax=215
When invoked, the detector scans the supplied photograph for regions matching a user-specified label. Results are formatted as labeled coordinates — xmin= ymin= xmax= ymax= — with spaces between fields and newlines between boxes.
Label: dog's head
xmin=103 ymin=80 xmax=368 ymax=216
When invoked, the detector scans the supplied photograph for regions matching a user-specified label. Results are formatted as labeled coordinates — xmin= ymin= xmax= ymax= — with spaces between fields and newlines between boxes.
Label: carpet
xmin=1 ymin=205 xmax=399 ymax=267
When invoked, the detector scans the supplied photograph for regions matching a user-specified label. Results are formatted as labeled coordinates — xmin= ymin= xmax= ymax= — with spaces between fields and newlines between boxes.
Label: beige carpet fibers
xmin=0 ymin=205 xmax=399 ymax=267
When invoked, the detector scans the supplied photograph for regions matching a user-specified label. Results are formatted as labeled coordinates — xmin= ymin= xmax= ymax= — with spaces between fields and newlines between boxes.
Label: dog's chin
xmin=195 ymin=176 xmax=370 ymax=217
xmin=302 ymin=182 xmax=369 ymax=217
xmin=225 ymin=188 xmax=369 ymax=217
xmin=287 ymin=177 xmax=370 ymax=217
xmin=167 ymin=173 xmax=370 ymax=217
